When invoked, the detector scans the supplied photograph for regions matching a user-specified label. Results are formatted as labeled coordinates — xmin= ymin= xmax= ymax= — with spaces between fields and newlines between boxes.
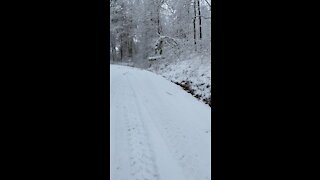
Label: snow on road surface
xmin=110 ymin=65 xmax=211 ymax=180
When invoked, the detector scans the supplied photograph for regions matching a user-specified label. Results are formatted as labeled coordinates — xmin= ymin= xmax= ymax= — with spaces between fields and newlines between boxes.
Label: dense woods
xmin=110 ymin=0 xmax=211 ymax=67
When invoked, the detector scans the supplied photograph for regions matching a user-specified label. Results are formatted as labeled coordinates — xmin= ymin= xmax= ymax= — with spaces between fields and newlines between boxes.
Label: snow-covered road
xmin=110 ymin=65 xmax=211 ymax=180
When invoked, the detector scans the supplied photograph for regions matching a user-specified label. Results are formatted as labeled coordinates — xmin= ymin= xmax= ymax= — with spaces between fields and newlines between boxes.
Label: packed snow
xmin=110 ymin=65 xmax=211 ymax=180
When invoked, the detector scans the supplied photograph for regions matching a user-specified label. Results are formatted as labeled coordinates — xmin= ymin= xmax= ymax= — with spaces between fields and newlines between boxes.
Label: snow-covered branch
xmin=204 ymin=0 xmax=211 ymax=8
xmin=192 ymin=15 xmax=211 ymax=19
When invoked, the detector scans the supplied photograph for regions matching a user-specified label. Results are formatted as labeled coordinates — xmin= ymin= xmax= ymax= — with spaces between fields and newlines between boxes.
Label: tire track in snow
xmin=111 ymin=65 xmax=210 ymax=180
xmin=129 ymin=71 xmax=210 ymax=180
xmin=123 ymin=74 xmax=160 ymax=180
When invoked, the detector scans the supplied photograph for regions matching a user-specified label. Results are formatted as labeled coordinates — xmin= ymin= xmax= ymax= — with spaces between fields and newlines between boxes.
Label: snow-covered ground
xmin=148 ymin=54 xmax=211 ymax=106
xmin=110 ymin=65 xmax=211 ymax=180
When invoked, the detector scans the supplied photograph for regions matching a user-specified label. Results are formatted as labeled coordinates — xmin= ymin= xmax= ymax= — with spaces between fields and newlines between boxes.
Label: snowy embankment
xmin=148 ymin=55 xmax=211 ymax=107
xmin=110 ymin=65 xmax=211 ymax=180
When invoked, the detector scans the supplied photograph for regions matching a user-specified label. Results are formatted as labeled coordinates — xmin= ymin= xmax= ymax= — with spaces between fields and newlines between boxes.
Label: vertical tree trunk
xmin=120 ymin=36 xmax=123 ymax=61
xmin=129 ymin=37 xmax=133 ymax=58
xmin=111 ymin=45 xmax=114 ymax=62
xmin=157 ymin=13 xmax=161 ymax=35
xmin=126 ymin=38 xmax=129 ymax=58
xmin=193 ymin=0 xmax=197 ymax=51
xmin=197 ymin=0 xmax=202 ymax=40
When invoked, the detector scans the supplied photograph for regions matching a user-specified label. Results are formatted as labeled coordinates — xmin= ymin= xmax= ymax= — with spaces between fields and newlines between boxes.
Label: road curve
xmin=110 ymin=65 xmax=211 ymax=180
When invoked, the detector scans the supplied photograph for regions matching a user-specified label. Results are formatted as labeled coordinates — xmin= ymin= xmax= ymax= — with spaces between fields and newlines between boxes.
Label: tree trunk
xmin=120 ymin=36 xmax=123 ymax=61
xmin=128 ymin=38 xmax=132 ymax=58
xmin=157 ymin=9 xmax=161 ymax=35
xmin=197 ymin=0 xmax=202 ymax=40
xmin=193 ymin=0 xmax=197 ymax=51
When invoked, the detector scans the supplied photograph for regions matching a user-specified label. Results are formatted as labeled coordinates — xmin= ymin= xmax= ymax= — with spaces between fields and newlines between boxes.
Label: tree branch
xmin=192 ymin=15 xmax=211 ymax=19
xmin=204 ymin=0 xmax=211 ymax=8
